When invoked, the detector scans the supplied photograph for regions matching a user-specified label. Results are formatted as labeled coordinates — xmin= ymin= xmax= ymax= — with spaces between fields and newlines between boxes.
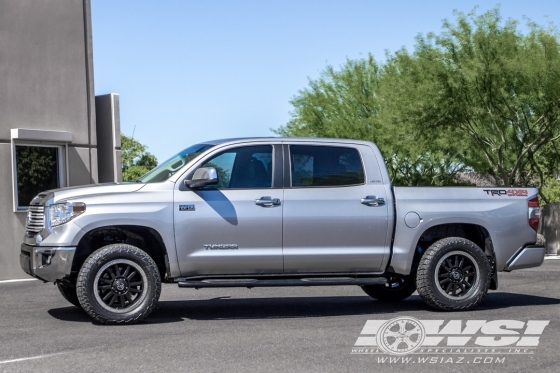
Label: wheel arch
xmin=410 ymin=223 xmax=497 ymax=290
xmin=415 ymin=236 xmax=493 ymax=311
xmin=72 ymin=225 xmax=171 ymax=282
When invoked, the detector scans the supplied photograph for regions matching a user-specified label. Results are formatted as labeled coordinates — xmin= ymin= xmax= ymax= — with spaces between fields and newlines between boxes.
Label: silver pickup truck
xmin=20 ymin=138 xmax=545 ymax=324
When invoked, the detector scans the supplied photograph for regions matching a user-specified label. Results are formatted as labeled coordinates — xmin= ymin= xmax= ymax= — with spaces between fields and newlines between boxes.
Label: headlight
xmin=48 ymin=202 xmax=86 ymax=227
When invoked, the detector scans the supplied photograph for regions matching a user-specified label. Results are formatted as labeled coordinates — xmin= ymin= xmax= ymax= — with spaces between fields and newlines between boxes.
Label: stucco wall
xmin=0 ymin=0 xmax=97 ymax=280
xmin=0 ymin=0 xmax=95 ymax=144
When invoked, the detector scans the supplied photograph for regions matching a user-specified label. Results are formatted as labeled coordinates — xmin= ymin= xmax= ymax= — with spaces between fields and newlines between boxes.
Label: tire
xmin=76 ymin=244 xmax=161 ymax=325
xmin=416 ymin=237 xmax=491 ymax=311
xmin=362 ymin=274 xmax=416 ymax=301
xmin=57 ymin=282 xmax=81 ymax=308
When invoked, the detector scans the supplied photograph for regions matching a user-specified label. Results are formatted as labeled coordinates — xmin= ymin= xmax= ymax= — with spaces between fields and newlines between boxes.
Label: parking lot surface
xmin=1 ymin=260 xmax=560 ymax=373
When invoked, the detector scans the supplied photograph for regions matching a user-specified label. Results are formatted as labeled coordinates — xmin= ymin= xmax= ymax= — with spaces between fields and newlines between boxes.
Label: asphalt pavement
xmin=1 ymin=259 xmax=560 ymax=373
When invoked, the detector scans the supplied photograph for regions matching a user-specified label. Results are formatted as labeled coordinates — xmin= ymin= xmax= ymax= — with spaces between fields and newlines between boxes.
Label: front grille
xmin=26 ymin=205 xmax=45 ymax=233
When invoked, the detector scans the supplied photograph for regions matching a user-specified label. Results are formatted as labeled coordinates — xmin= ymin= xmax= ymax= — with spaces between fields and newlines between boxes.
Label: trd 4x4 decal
xmin=483 ymin=189 xmax=528 ymax=197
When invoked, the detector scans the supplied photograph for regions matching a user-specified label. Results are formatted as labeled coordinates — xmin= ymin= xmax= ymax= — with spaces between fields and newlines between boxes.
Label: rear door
xmin=282 ymin=142 xmax=390 ymax=273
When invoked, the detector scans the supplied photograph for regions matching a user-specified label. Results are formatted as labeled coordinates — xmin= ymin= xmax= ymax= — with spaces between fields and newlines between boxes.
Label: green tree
xmin=541 ymin=178 xmax=560 ymax=203
xmin=121 ymin=134 xmax=158 ymax=181
xmin=274 ymin=56 xmax=468 ymax=186
xmin=276 ymin=57 xmax=381 ymax=141
xmin=16 ymin=146 xmax=59 ymax=205
xmin=276 ymin=7 xmax=560 ymax=196
xmin=385 ymin=8 xmax=560 ymax=199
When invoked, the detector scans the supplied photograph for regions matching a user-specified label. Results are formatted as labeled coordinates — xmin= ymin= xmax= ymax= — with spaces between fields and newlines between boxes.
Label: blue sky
xmin=91 ymin=1 xmax=560 ymax=163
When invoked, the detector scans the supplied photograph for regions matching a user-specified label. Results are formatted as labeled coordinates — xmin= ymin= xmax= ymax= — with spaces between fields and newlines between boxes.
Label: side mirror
xmin=185 ymin=167 xmax=218 ymax=189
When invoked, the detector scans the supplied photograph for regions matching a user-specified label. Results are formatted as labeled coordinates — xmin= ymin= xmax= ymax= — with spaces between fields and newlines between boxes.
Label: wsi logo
xmin=353 ymin=317 xmax=550 ymax=356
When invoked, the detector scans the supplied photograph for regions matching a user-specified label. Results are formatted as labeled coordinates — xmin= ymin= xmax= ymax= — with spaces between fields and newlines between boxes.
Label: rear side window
xmin=290 ymin=145 xmax=364 ymax=187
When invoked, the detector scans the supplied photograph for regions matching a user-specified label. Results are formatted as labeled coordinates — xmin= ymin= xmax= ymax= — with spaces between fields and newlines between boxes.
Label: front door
xmin=174 ymin=144 xmax=283 ymax=276
xmin=282 ymin=143 xmax=389 ymax=273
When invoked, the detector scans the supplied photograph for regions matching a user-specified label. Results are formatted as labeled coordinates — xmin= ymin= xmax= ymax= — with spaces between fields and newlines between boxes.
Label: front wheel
xmin=57 ymin=281 xmax=81 ymax=307
xmin=416 ymin=237 xmax=491 ymax=311
xmin=76 ymin=244 xmax=161 ymax=324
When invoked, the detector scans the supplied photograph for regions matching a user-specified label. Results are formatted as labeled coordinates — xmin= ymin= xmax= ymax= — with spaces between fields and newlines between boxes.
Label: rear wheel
xmin=76 ymin=244 xmax=161 ymax=324
xmin=362 ymin=274 xmax=416 ymax=301
xmin=416 ymin=237 xmax=491 ymax=311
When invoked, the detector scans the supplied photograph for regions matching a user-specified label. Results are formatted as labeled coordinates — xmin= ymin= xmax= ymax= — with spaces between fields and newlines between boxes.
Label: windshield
xmin=138 ymin=143 xmax=215 ymax=183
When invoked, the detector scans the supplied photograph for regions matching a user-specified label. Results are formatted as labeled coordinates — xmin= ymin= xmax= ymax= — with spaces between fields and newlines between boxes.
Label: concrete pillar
xmin=95 ymin=93 xmax=122 ymax=183
xmin=540 ymin=203 xmax=560 ymax=255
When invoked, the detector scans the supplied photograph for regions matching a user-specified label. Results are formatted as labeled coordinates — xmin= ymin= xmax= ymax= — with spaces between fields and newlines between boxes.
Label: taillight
xmin=528 ymin=197 xmax=540 ymax=232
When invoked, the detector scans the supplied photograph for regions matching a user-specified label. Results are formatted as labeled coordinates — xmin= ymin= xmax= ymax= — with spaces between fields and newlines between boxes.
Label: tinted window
xmin=290 ymin=145 xmax=364 ymax=187
xmin=15 ymin=145 xmax=60 ymax=207
xmin=201 ymin=145 xmax=272 ymax=189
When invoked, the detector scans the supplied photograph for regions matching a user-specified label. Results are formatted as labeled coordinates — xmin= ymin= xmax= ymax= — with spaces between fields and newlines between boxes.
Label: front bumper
xmin=20 ymin=244 xmax=76 ymax=283
xmin=504 ymin=245 xmax=545 ymax=271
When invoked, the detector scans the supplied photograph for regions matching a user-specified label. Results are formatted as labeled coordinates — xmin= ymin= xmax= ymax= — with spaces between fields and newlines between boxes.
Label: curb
xmin=0 ymin=278 xmax=37 ymax=284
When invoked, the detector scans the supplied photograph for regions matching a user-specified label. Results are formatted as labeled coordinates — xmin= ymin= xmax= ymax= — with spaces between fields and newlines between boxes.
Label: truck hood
xmin=42 ymin=183 xmax=146 ymax=204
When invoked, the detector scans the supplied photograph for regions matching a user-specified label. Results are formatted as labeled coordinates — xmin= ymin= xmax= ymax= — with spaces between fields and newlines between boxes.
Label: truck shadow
xmin=47 ymin=292 xmax=560 ymax=325
xmin=476 ymin=291 xmax=560 ymax=310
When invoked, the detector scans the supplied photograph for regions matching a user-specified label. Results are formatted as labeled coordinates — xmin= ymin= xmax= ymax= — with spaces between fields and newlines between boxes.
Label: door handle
xmin=255 ymin=196 xmax=281 ymax=207
xmin=361 ymin=196 xmax=385 ymax=206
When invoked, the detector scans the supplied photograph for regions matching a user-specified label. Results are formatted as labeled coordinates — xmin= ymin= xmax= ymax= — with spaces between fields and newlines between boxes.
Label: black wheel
xmin=362 ymin=274 xmax=416 ymax=301
xmin=416 ymin=237 xmax=491 ymax=311
xmin=76 ymin=244 xmax=161 ymax=324
xmin=57 ymin=281 xmax=81 ymax=307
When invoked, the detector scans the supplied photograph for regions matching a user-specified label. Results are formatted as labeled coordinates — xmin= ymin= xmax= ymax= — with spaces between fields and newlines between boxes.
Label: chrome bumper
xmin=504 ymin=245 xmax=545 ymax=271
xmin=20 ymin=244 xmax=76 ymax=283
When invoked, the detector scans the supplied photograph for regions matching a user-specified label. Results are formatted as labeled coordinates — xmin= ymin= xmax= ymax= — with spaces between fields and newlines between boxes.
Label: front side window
xmin=200 ymin=145 xmax=273 ymax=189
xmin=290 ymin=145 xmax=364 ymax=187
xmin=14 ymin=144 xmax=63 ymax=209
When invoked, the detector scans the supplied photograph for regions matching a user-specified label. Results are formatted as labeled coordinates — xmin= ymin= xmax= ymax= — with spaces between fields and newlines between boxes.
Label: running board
xmin=177 ymin=277 xmax=387 ymax=289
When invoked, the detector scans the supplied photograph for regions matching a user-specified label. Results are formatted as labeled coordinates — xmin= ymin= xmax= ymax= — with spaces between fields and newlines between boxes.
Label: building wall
xmin=0 ymin=0 xmax=97 ymax=280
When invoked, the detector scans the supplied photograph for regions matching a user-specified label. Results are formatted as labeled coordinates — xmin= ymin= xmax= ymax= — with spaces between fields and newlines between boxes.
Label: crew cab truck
xmin=20 ymin=138 xmax=545 ymax=324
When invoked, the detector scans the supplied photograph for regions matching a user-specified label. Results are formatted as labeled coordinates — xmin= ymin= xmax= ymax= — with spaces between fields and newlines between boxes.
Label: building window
xmin=13 ymin=144 xmax=65 ymax=210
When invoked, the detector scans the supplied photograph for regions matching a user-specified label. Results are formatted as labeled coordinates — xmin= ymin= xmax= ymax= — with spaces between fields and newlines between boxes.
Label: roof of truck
xmin=200 ymin=137 xmax=374 ymax=146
